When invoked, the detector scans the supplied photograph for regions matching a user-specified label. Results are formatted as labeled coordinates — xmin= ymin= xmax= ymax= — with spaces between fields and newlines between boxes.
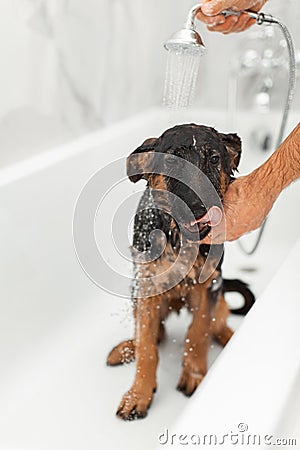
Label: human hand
xmin=201 ymin=123 xmax=300 ymax=244
xmin=196 ymin=0 xmax=268 ymax=34
xmin=201 ymin=173 xmax=273 ymax=244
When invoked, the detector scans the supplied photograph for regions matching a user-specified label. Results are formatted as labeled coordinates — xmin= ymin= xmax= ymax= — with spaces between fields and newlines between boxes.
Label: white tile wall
xmin=0 ymin=0 xmax=299 ymax=166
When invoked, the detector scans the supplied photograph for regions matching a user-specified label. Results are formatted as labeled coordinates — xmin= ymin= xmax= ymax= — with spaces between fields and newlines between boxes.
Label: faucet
xmin=227 ymin=24 xmax=297 ymax=152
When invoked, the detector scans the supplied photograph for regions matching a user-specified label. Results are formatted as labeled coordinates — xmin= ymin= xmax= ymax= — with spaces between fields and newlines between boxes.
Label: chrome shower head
xmin=164 ymin=5 xmax=206 ymax=54
xmin=164 ymin=4 xmax=277 ymax=54
xmin=164 ymin=28 xmax=206 ymax=53
xmin=162 ymin=3 xmax=289 ymax=111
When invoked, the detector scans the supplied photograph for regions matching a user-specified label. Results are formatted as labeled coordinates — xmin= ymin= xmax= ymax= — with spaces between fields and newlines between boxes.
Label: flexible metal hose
xmin=237 ymin=14 xmax=296 ymax=255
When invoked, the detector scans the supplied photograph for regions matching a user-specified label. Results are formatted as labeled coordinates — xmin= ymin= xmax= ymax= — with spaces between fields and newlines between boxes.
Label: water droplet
xmin=185 ymin=338 xmax=190 ymax=343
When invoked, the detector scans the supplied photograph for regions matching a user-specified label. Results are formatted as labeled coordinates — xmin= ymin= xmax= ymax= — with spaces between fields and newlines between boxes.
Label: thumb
xmin=201 ymin=0 xmax=236 ymax=16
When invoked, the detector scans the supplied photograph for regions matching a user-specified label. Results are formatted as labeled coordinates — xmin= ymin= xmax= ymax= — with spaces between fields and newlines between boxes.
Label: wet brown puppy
xmin=107 ymin=124 xmax=255 ymax=420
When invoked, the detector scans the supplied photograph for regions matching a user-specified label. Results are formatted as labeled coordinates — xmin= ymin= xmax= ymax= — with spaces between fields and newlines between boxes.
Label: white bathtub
xmin=0 ymin=108 xmax=299 ymax=450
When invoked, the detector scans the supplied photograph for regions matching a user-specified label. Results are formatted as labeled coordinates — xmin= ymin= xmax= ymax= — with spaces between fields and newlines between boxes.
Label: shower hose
xmin=237 ymin=15 xmax=296 ymax=255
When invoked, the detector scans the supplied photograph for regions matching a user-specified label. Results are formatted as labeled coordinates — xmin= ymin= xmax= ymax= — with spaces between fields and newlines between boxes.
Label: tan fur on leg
xmin=211 ymin=295 xmax=233 ymax=347
xmin=107 ymin=339 xmax=135 ymax=366
xmin=116 ymin=295 xmax=162 ymax=420
xmin=177 ymin=284 xmax=211 ymax=396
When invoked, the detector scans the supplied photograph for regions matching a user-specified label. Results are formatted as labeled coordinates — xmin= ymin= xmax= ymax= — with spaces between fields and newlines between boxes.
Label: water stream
xmin=163 ymin=45 xmax=202 ymax=109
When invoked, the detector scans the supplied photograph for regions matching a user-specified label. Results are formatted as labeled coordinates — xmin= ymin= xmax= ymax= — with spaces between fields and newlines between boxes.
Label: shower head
xmin=164 ymin=4 xmax=278 ymax=54
xmin=162 ymin=3 xmax=290 ymax=110
xmin=164 ymin=28 xmax=206 ymax=54
xmin=164 ymin=5 xmax=206 ymax=54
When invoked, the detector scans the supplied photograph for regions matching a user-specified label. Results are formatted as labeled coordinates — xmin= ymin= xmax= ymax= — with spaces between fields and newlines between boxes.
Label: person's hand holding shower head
xmin=201 ymin=123 xmax=300 ymax=244
xmin=197 ymin=0 xmax=268 ymax=33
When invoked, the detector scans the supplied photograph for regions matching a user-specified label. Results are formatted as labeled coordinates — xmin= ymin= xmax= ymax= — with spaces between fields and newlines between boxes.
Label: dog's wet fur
xmin=107 ymin=124 xmax=255 ymax=420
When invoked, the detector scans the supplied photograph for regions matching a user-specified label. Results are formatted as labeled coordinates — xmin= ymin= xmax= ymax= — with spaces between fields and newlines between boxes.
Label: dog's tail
xmin=223 ymin=278 xmax=255 ymax=315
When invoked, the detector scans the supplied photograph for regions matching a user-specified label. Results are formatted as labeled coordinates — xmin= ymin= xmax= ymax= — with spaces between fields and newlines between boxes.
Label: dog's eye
xmin=210 ymin=155 xmax=220 ymax=164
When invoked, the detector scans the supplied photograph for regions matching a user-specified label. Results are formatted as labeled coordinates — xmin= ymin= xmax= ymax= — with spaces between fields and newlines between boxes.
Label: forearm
xmin=272 ymin=123 xmax=300 ymax=187
xmin=202 ymin=123 xmax=300 ymax=244
xmin=248 ymin=123 xmax=300 ymax=204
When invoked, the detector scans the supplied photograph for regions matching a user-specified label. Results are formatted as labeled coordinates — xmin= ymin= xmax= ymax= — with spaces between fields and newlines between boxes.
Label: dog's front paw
xmin=177 ymin=367 xmax=205 ymax=397
xmin=116 ymin=386 xmax=155 ymax=420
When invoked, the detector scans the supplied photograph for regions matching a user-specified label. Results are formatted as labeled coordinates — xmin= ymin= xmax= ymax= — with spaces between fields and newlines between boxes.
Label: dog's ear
xmin=127 ymin=137 xmax=158 ymax=183
xmin=220 ymin=133 xmax=242 ymax=174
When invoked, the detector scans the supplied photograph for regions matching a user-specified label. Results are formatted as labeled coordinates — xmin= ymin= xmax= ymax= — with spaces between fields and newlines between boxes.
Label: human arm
xmin=196 ymin=0 xmax=268 ymax=34
xmin=202 ymin=123 xmax=300 ymax=244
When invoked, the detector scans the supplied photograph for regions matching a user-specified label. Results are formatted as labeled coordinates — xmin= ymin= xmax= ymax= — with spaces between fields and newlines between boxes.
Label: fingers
xmin=217 ymin=14 xmax=255 ymax=34
xmin=232 ymin=14 xmax=256 ymax=33
xmin=196 ymin=10 xmax=256 ymax=33
xmin=200 ymin=174 xmax=265 ymax=244
xmin=197 ymin=0 xmax=266 ymax=34
xmin=200 ymin=0 xmax=267 ymax=16
xmin=196 ymin=10 xmax=226 ymax=28
xmin=201 ymin=0 xmax=241 ymax=16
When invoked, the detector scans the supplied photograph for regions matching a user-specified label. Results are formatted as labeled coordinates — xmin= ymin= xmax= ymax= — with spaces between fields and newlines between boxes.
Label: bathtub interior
xmin=0 ymin=107 xmax=299 ymax=450
xmin=169 ymin=237 xmax=300 ymax=447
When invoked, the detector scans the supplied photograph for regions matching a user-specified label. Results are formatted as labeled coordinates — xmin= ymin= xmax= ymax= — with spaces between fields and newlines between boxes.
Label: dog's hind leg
xmin=107 ymin=319 xmax=165 ymax=366
xmin=211 ymin=294 xmax=233 ymax=347
xmin=116 ymin=295 xmax=162 ymax=420
xmin=177 ymin=284 xmax=210 ymax=397
xmin=214 ymin=326 xmax=233 ymax=347
xmin=106 ymin=305 xmax=137 ymax=366
xmin=106 ymin=339 xmax=135 ymax=366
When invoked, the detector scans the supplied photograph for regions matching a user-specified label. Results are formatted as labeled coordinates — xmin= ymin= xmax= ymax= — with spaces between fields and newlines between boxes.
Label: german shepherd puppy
xmin=107 ymin=124 xmax=255 ymax=420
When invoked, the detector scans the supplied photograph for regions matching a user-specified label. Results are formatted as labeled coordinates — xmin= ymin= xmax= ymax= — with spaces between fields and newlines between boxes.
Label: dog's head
xmin=127 ymin=124 xmax=241 ymax=241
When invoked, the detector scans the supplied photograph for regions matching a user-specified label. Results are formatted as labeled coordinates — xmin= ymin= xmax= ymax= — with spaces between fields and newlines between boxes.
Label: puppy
xmin=107 ymin=124 xmax=255 ymax=420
